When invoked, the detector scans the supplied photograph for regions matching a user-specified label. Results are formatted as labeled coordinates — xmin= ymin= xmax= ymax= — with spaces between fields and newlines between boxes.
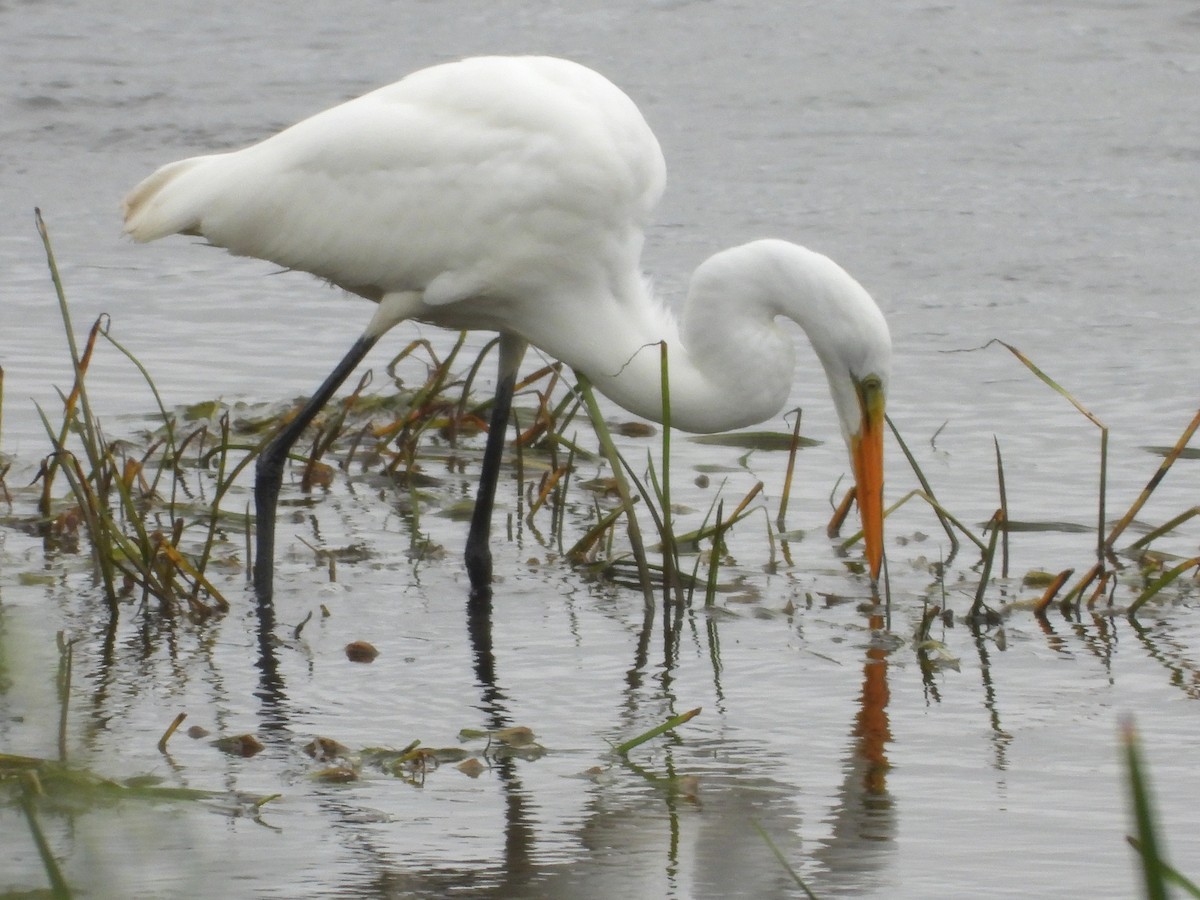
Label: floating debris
xmin=304 ymin=737 xmax=353 ymax=762
xmin=212 ymin=734 xmax=265 ymax=758
xmin=313 ymin=766 xmax=359 ymax=783
xmin=456 ymin=758 xmax=486 ymax=778
xmin=345 ymin=641 xmax=379 ymax=663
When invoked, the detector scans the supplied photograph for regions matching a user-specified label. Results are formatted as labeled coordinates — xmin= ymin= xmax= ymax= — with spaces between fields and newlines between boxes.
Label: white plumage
xmin=123 ymin=55 xmax=891 ymax=597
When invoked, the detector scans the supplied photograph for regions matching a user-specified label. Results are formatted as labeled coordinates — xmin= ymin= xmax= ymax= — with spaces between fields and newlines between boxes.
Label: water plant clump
xmin=10 ymin=214 xmax=1200 ymax=631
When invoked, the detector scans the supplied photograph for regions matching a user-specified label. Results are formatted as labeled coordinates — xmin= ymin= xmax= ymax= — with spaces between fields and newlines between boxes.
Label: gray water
xmin=2 ymin=1 xmax=1199 ymax=897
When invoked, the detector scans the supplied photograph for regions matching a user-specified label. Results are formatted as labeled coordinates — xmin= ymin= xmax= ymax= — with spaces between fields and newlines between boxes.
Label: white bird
xmin=122 ymin=55 xmax=890 ymax=602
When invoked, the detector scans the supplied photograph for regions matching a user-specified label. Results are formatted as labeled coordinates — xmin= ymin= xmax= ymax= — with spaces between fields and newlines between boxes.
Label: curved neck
xmin=582 ymin=328 xmax=792 ymax=434
xmin=517 ymin=240 xmax=890 ymax=437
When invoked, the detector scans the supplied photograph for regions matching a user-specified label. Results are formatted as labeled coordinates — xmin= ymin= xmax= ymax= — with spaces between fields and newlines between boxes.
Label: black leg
xmin=253 ymin=334 xmax=378 ymax=601
xmin=465 ymin=335 xmax=528 ymax=605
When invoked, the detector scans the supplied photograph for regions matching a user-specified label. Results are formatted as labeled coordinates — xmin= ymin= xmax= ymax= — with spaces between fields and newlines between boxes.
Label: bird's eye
xmin=858 ymin=374 xmax=883 ymax=394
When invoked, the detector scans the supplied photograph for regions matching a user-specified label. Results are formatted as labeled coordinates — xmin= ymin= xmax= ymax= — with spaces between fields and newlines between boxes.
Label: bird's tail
xmin=121 ymin=156 xmax=213 ymax=242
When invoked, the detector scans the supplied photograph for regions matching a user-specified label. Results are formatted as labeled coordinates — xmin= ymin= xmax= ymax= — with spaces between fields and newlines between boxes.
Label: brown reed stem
xmin=1033 ymin=569 xmax=1074 ymax=616
xmin=826 ymin=486 xmax=855 ymax=538
xmin=158 ymin=712 xmax=188 ymax=753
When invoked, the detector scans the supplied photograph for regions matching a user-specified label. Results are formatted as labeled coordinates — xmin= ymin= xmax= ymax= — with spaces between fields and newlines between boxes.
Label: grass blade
xmin=886 ymin=415 xmax=959 ymax=554
xmin=776 ymin=408 xmax=803 ymax=528
xmin=1127 ymin=557 xmax=1200 ymax=619
xmin=994 ymin=436 xmax=1009 ymax=579
xmin=577 ymin=374 xmax=655 ymax=607
xmin=613 ymin=707 xmax=701 ymax=756
xmin=1122 ymin=718 xmax=1169 ymax=900
xmin=969 ymin=510 xmax=1002 ymax=622
xmin=994 ymin=341 xmax=1108 ymax=565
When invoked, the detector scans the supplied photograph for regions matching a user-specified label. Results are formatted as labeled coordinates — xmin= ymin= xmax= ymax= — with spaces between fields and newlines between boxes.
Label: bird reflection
xmin=464 ymin=589 xmax=539 ymax=894
xmin=251 ymin=590 xmax=292 ymax=734
xmin=812 ymin=607 xmax=897 ymax=890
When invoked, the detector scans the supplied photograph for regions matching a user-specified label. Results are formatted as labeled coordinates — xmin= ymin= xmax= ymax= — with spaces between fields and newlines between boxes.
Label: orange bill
xmin=851 ymin=377 xmax=886 ymax=581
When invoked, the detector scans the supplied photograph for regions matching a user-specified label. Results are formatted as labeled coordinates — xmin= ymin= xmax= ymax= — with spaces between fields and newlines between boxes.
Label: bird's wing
xmin=123 ymin=57 xmax=666 ymax=306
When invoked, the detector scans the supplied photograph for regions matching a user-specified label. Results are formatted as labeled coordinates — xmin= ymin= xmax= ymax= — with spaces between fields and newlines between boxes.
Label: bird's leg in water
xmin=466 ymin=335 xmax=529 ymax=604
xmin=254 ymin=333 xmax=379 ymax=601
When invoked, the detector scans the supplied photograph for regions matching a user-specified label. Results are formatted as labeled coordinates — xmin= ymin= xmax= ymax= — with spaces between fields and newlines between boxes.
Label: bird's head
xmin=780 ymin=244 xmax=890 ymax=584
xmin=686 ymin=239 xmax=892 ymax=581
xmin=848 ymin=371 xmax=886 ymax=582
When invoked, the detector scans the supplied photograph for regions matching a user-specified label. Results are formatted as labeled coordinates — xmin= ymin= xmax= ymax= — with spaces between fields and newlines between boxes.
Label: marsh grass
xmin=887 ymin=341 xmax=1199 ymax=627
xmin=15 ymin=217 xmax=1200 ymax=632
xmin=30 ymin=216 xmax=654 ymax=613
xmin=990 ymin=342 xmax=1199 ymax=619
xmin=576 ymin=344 xmax=767 ymax=608
xmin=35 ymin=212 xmax=238 ymax=615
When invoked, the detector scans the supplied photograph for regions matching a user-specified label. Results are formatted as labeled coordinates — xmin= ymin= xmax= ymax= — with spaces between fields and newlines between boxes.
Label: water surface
xmin=2 ymin=1 xmax=1199 ymax=897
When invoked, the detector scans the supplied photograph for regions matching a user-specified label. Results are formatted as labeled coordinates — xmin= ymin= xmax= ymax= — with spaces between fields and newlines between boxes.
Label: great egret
xmin=122 ymin=55 xmax=891 ymax=601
